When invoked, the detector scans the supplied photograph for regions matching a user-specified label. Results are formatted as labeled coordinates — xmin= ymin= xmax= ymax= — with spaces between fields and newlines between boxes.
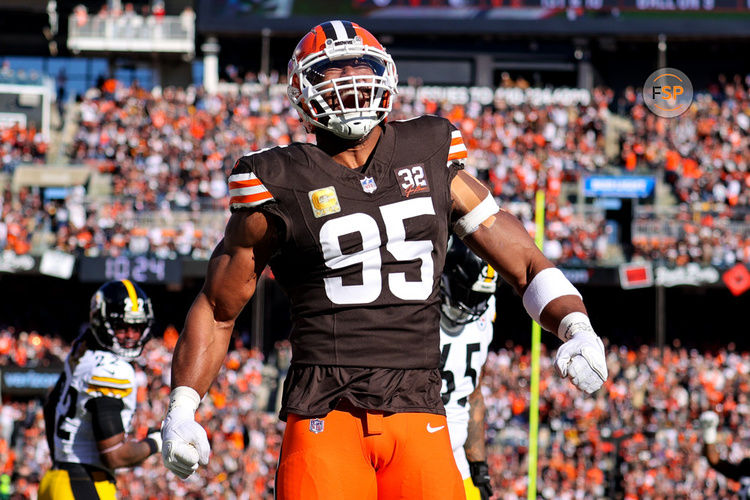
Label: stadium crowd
xmin=0 ymin=125 xmax=47 ymax=173
xmin=622 ymin=74 xmax=750 ymax=267
xmin=0 ymin=73 xmax=749 ymax=265
xmin=1 ymin=325 xmax=748 ymax=499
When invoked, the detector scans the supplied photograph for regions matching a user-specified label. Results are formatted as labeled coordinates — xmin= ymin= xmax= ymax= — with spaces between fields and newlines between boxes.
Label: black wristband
xmin=146 ymin=437 xmax=159 ymax=456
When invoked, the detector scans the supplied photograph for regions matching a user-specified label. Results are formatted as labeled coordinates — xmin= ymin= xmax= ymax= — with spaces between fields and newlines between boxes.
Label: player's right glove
xmin=469 ymin=461 xmax=492 ymax=500
xmin=161 ymin=386 xmax=210 ymax=480
xmin=699 ymin=410 xmax=719 ymax=445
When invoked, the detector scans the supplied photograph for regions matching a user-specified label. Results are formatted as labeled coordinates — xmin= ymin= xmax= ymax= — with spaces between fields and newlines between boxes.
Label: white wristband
xmin=168 ymin=386 xmax=201 ymax=414
xmin=522 ymin=268 xmax=582 ymax=325
xmin=557 ymin=311 xmax=594 ymax=340
xmin=453 ymin=193 xmax=499 ymax=239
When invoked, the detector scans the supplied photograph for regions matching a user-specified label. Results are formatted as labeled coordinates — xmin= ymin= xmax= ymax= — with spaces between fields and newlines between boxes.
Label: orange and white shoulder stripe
xmin=447 ymin=129 xmax=467 ymax=167
xmin=228 ymin=172 xmax=274 ymax=209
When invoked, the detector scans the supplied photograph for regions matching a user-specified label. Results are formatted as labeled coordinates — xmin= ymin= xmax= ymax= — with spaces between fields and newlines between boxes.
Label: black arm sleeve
xmin=712 ymin=458 xmax=750 ymax=482
xmin=85 ymin=397 xmax=125 ymax=441
xmin=43 ymin=375 xmax=65 ymax=458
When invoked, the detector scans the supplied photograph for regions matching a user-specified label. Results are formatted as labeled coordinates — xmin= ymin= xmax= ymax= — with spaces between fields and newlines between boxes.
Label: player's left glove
xmin=555 ymin=313 xmax=607 ymax=394
xmin=469 ymin=461 xmax=492 ymax=500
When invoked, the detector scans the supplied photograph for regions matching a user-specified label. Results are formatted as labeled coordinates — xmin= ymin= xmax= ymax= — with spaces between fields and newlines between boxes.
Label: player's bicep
xmin=450 ymin=170 xmax=493 ymax=219
xmin=202 ymin=210 xmax=278 ymax=322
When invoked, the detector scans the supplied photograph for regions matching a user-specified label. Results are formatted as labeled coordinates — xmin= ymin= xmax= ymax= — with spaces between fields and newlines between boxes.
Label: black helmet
xmin=440 ymin=239 xmax=497 ymax=325
xmin=89 ymin=280 xmax=154 ymax=359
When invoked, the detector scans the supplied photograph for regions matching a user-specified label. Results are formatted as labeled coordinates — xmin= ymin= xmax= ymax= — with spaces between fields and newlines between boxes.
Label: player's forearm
xmin=464 ymin=390 xmax=487 ymax=462
xmin=463 ymin=212 xmax=551 ymax=297
xmin=538 ymin=294 xmax=589 ymax=342
xmin=171 ymin=292 xmax=235 ymax=396
xmin=464 ymin=214 xmax=587 ymax=337
xmin=101 ymin=438 xmax=158 ymax=469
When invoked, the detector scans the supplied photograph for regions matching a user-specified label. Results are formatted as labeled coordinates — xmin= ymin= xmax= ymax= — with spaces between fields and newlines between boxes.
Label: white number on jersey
xmin=440 ymin=342 xmax=481 ymax=407
xmin=320 ymin=197 xmax=435 ymax=304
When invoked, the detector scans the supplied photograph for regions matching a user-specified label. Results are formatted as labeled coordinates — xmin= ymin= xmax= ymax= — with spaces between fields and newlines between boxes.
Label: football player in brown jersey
xmin=161 ymin=20 xmax=608 ymax=499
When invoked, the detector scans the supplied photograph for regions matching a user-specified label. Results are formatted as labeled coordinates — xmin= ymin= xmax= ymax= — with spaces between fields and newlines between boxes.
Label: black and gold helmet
xmin=440 ymin=239 xmax=497 ymax=325
xmin=89 ymin=280 xmax=154 ymax=359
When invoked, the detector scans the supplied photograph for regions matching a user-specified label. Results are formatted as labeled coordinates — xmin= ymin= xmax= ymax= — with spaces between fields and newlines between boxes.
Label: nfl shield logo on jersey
xmin=309 ymin=418 xmax=325 ymax=434
xmin=360 ymin=176 xmax=377 ymax=193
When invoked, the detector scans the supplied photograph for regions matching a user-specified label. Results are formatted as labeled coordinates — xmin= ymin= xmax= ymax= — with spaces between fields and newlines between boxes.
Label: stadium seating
xmin=3 ymin=75 xmax=747 ymax=266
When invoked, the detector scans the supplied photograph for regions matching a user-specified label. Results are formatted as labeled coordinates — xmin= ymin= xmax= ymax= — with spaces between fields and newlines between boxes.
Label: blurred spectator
xmin=1 ymin=125 xmax=47 ymax=173
xmin=73 ymin=4 xmax=87 ymax=27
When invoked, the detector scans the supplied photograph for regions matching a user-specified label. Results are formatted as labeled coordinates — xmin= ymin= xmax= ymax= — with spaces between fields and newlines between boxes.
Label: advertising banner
xmin=1 ymin=367 xmax=62 ymax=397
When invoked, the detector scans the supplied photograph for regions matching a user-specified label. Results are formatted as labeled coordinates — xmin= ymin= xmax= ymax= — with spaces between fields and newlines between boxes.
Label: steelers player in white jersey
xmin=39 ymin=280 xmax=162 ymax=500
xmin=440 ymin=239 xmax=497 ymax=500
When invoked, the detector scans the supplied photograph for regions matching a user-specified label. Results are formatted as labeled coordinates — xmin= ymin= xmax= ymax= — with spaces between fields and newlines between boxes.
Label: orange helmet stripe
xmin=353 ymin=23 xmax=384 ymax=50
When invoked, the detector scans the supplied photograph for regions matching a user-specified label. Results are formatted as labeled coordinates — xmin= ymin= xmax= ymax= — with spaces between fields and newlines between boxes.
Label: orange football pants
xmin=275 ymin=406 xmax=465 ymax=500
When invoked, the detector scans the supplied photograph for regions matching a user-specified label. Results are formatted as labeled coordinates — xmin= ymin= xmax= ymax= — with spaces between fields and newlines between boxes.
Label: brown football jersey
xmin=228 ymin=115 xmax=467 ymax=418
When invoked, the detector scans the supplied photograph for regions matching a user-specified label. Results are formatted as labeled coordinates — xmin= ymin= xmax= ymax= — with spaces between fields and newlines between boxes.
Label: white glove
xmin=555 ymin=313 xmax=608 ymax=394
xmin=161 ymin=386 xmax=210 ymax=480
xmin=147 ymin=427 xmax=163 ymax=454
xmin=699 ymin=410 xmax=719 ymax=444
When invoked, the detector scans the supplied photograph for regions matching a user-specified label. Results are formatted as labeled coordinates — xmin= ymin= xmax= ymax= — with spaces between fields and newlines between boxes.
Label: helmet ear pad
xmin=441 ymin=239 xmax=497 ymax=325
xmin=89 ymin=280 xmax=154 ymax=359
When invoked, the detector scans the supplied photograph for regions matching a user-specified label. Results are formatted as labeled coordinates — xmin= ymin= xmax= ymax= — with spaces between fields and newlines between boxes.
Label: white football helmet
xmin=287 ymin=20 xmax=398 ymax=140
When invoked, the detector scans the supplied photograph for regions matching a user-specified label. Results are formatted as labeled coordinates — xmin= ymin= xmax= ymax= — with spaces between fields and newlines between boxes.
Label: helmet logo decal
xmin=472 ymin=265 xmax=498 ymax=293
xmin=123 ymin=297 xmax=148 ymax=323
